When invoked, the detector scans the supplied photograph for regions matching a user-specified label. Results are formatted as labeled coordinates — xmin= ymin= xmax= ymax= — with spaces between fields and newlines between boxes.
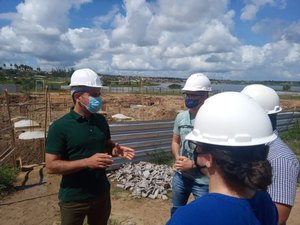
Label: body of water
xmin=107 ymin=82 xmax=300 ymax=95
xmin=156 ymin=82 xmax=300 ymax=93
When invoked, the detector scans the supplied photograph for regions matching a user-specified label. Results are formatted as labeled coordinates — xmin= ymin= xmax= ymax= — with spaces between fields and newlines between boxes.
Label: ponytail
xmin=202 ymin=144 xmax=272 ymax=191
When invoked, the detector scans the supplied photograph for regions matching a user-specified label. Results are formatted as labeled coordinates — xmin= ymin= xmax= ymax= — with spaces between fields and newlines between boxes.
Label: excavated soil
xmin=0 ymin=92 xmax=300 ymax=225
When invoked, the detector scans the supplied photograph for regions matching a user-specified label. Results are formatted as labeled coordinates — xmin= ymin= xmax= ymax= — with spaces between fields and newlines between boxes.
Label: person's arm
xmin=45 ymin=152 xmax=113 ymax=175
xmin=275 ymin=203 xmax=292 ymax=225
xmin=171 ymin=133 xmax=181 ymax=160
xmin=267 ymin=141 xmax=299 ymax=225
xmin=172 ymin=133 xmax=194 ymax=171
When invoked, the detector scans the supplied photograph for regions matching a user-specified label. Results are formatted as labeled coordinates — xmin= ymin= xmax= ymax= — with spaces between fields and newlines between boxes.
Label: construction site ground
xmin=0 ymin=92 xmax=300 ymax=225
xmin=0 ymin=166 xmax=299 ymax=225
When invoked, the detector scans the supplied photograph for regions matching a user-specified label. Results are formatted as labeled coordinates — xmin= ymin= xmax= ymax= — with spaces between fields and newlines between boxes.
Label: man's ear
xmin=73 ymin=92 xmax=81 ymax=101
xmin=204 ymin=153 xmax=213 ymax=168
xmin=72 ymin=92 xmax=82 ymax=104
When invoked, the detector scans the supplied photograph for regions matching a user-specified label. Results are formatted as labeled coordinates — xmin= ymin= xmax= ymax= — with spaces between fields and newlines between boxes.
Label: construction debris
xmin=108 ymin=161 xmax=174 ymax=200
xmin=112 ymin=113 xmax=133 ymax=120
xmin=14 ymin=119 xmax=40 ymax=129
xmin=18 ymin=131 xmax=45 ymax=140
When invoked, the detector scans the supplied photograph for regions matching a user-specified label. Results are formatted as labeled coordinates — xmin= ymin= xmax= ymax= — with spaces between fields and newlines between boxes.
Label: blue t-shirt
xmin=166 ymin=191 xmax=278 ymax=225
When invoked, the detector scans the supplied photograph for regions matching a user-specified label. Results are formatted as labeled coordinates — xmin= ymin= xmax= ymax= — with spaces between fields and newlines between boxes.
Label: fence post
xmin=43 ymin=86 xmax=48 ymax=162
xmin=4 ymin=90 xmax=16 ymax=168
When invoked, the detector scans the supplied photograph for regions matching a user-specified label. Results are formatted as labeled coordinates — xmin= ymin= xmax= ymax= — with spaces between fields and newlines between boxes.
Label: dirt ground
xmin=0 ymin=165 xmax=300 ymax=225
xmin=0 ymin=165 xmax=171 ymax=225
xmin=1 ymin=92 xmax=300 ymax=165
xmin=0 ymin=92 xmax=300 ymax=225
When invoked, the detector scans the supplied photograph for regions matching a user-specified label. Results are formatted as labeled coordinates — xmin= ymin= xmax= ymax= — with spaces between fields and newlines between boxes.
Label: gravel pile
xmin=108 ymin=161 xmax=174 ymax=200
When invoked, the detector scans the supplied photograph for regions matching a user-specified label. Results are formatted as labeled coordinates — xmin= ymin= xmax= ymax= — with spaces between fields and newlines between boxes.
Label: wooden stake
xmin=4 ymin=90 xmax=16 ymax=168
xmin=43 ymin=86 xmax=48 ymax=162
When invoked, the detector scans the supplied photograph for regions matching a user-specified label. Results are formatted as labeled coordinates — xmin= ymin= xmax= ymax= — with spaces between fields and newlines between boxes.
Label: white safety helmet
xmin=241 ymin=84 xmax=282 ymax=114
xmin=69 ymin=68 xmax=102 ymax=88
xmin=185 ymin=92 xmax=277 ymax=146
xmin=182 ymin=73 xmax=212 ymax=92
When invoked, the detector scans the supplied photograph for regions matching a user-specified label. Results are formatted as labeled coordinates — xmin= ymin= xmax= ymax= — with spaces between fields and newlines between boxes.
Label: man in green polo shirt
xmin=45 ymin=68 xmax=135 ymax=225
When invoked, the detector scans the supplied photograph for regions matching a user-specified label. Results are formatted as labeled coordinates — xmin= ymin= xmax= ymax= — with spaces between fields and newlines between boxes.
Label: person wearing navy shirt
xmin=167 ymin=92 xmax=278 ymax=225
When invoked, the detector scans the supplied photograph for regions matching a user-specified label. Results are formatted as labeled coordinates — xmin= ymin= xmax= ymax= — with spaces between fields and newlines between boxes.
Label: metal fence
xmin=277 ymin=112 xmax=300 ymax=132
xmin=0 ymin=111 xmax=299 ymax=168
xmin=109 ymin=111 xmax=300 ymax=169
xmin=109 ymin=120 xmax=173 ymax=169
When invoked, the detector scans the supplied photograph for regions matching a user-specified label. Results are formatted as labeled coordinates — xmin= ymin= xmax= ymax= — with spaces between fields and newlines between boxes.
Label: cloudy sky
xmin=0 ymin=0 xmax=299 ymax=81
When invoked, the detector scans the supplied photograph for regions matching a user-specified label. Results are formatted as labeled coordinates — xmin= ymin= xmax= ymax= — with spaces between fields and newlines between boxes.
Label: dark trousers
xmin=59 ymin=192 xmax=111 ymax=225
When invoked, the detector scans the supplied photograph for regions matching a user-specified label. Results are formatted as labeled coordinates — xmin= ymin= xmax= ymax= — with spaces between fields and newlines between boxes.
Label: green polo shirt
xmin=46 ymin=108 xmax=111 ymax=202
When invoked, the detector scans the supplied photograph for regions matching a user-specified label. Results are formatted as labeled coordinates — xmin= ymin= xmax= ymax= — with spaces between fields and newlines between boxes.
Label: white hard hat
xmin=241 ymin=84 xmax=282 ymax=114
xmin=182 ymin=73 xmax=212 ymax=92
xmin=185 ymin=92 xmax=277 ymax=146
xmin=69 ymin=68 xmax=102 ymax=88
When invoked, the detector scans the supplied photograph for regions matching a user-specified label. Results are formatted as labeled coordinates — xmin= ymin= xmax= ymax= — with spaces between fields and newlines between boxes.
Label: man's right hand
xmin=174 ymin=156 xmax=194 ymax=172
xmin=86 ymin=153 xmax=113 ymax=168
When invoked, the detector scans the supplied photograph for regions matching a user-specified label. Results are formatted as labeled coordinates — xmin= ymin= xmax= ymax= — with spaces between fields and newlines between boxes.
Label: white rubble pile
xmin=108 ymin=161 xmax=174 ymax=200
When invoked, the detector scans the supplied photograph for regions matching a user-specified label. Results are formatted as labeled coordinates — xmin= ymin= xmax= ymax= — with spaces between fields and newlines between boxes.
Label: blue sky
xmin=0 ymin=0 xmax=299 ymax=81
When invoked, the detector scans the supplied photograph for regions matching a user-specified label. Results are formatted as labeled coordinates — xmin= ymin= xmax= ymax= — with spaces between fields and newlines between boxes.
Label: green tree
xmin=282 ymin=83 xmax=291 ymax=91
xmin=168 ymin=83 xmax=182 ymax=89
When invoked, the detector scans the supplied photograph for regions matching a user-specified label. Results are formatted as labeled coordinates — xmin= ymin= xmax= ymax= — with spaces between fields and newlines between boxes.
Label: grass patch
xmin=0 ymin=166 xmax=19 ymax=197
xmin=280 ymin=95 xmax=300 ymax=100
xmin=108 ymin=218 xmax=136 ymax=225
xmin=280 ymin=122 xmax=300 ymax=158
xmin=110 ymin=180 xmax=131 ymax=200
xmin=147 ymin=150 xmax=174 ymax=166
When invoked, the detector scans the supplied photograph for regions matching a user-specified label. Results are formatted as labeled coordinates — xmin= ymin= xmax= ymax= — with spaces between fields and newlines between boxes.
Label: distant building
xmin=0 ymin=84 xmax=19 ymax=93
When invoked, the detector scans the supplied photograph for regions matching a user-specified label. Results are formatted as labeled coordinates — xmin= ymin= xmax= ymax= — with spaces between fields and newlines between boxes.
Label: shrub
xmin=147 ymin=150 xmax=174 ymax=166
xmin=280 ymin=122 xmax=300 ymax=158
xmin=168 ymin=83 xmax=182 ymax=89
xmin=0 ymin=166 xmax=18 ymax=196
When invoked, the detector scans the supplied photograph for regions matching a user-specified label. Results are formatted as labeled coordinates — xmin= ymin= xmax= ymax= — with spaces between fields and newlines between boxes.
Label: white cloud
xmin=237 ymin=39 xmax=300 ymax=80
xmin=284 ymin=20 xmax=300 ymax=44
xmin=240 ymin=0 xmax=287 ymax=21
xmin=0 ymin=12 xmax=17 ymax=21
xmin=241 ymin=4 xmax=259 ymax=21
xmin=0 ymin=0 xmax=299 ymax=81
xmin=251 ymin=18 xmax=287 ymax=41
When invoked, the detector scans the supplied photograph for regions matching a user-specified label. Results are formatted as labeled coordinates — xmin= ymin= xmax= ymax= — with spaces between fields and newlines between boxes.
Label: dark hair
xmin=71 ymin=86 xmax=91 ymax=104
xmin=202 ymin=143 xmax=272 ymax=191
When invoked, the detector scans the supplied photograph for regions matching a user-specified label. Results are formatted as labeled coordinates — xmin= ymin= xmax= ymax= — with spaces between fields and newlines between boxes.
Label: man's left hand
xmin=113 ymin=143 xmax=135 ymax=160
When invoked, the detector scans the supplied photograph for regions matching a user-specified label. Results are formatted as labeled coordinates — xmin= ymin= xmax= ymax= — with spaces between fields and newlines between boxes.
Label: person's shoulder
xmin=171 ymin=197 xmax=208 ymax=218
xmin=268 ymin=136 xmax=299 ymax=163
xmin=91 ymin=113 xmax=109 ymax=127
xmin=270 ymin=136 xmax=291 ymax=151
xmin=252 ymin=190 xmax=275 ymax=206
xmin=175 ymin=110 xmax=189 ymax=121
xmin=180 ymin=194 xmax=219 ymax=209
xmin=170 ymin=194 xmax=230 ymax=224
xmin=178 ymin=110 xmax=189 ymax=116
xmin=93 ymin=113 xmax=108 ymax=122
xmin=255 ymin=190 xmax=272 ymax=198
xmin=50 ymin=113 xmax=69 ymax=126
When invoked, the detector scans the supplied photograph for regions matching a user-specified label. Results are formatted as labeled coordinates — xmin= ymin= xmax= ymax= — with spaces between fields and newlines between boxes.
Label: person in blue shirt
xmin=167 ymin=92 xmax=278 ymax=225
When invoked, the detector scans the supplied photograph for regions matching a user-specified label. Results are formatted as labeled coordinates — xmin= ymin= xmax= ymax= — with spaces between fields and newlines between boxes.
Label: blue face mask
xmin=84 ymin=96 xmax=102 ymax=113
xmin=185 ymin=98 xmax=199 ymax=108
